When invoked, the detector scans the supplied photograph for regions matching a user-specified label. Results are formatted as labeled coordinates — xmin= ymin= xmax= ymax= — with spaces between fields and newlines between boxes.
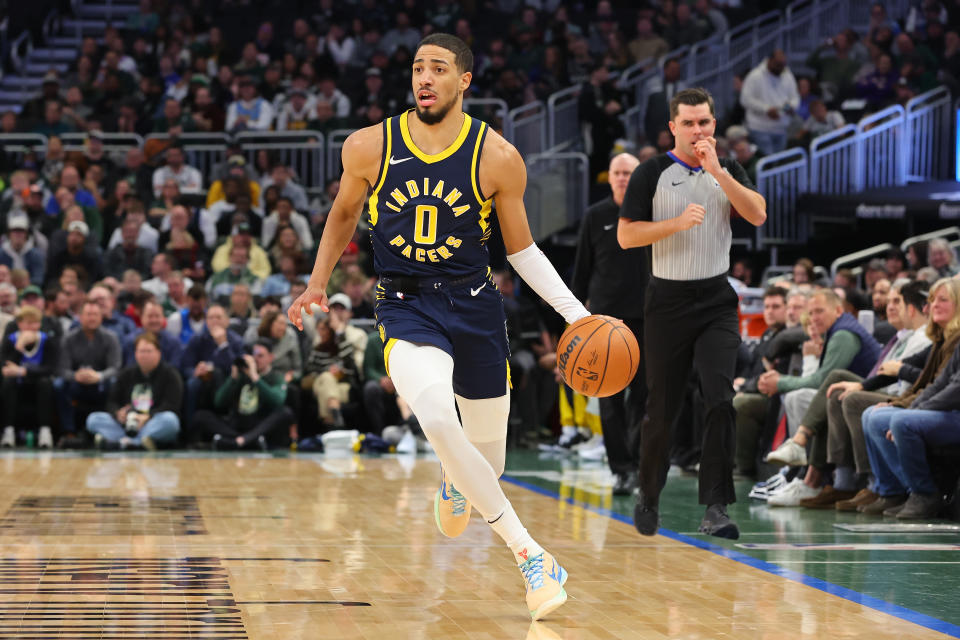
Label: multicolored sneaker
xmin=434 ymin=467 xmax=471 ymax=537
xmin=520 ymin=551 xmax=568 ymax=620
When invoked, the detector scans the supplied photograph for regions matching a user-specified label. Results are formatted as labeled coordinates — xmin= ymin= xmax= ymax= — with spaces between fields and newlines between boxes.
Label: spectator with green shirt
xmin=757 ymin=288 xmax=883 ymax=460
xmin=192 ymin=339 xmax=295 ymax=450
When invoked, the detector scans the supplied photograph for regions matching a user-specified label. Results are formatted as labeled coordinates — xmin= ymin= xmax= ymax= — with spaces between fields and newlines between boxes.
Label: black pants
xmin=2 ymin=376 xmax=54 ymax=428
xmin=640 ymin=274 xmax=740 ymax=506
xmin=599 ymin=316 xmax=646 ymax=475
xmin=193 ymin=407 xmax=295 ymax=446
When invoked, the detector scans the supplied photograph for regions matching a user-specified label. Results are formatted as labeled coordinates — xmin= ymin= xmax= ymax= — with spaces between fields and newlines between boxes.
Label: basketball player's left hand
xmin=694 ymin=137 xmax=722 ymax=176
xmin=288 ymin=285 xmax=329 ymax=331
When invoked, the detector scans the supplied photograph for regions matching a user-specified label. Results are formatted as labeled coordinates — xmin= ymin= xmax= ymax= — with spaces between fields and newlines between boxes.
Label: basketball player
xmin=618 ymin=88 xmax=767 ymax=540
xmin=288 ymin=34 xmax=589 ymax=620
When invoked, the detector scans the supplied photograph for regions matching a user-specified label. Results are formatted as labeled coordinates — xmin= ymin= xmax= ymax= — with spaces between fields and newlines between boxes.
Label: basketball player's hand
xmin=693 ymin=137 xmax=721 ymax=175
xmin=288 ymin=285 xmax=329 ymax=331
xmin=677 ymin=204 xmax=706 ymax=230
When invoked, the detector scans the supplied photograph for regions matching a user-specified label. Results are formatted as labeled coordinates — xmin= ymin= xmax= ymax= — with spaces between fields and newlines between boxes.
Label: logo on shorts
xmin=470 ymin=283 xmax=487 ymax=296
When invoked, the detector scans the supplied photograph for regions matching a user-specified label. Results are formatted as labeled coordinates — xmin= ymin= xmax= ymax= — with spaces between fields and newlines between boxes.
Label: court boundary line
xmin=502 ymin=475 xmax=960 ymax=639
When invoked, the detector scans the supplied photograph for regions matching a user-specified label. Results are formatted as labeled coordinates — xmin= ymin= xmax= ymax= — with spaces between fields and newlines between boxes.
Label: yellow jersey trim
xmin=383 ymin=337 xmax=398 ymax=377
xmin=367 ymin=118 xmax=393 ymax=227
xmin=470 ymin=121 xmax=487 ymax=204
xmin=399 ymin=110 xmax=472 ymax=164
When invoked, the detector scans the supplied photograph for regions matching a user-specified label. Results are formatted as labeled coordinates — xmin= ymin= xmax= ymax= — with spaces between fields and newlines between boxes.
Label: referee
xmin=617 ymin=88 xmax=766 ymax=540
xmin=572 ymin=152 xmax=648 ymax=496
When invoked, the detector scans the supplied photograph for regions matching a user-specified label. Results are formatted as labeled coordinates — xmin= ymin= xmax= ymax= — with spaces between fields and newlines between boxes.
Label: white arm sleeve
xmin=506 ymin=243 xmax=590 ymax=325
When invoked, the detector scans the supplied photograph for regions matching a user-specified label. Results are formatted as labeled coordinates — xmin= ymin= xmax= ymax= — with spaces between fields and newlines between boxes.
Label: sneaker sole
xmin=433 ymin=490 xmax=469 ymax=538
xmin=529 ymin=567 xmax=568 ymax=621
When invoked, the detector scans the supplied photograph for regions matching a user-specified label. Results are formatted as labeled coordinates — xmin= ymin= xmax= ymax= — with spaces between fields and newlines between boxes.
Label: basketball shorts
xmin=374 ymin=268 xmax=511 ymax=400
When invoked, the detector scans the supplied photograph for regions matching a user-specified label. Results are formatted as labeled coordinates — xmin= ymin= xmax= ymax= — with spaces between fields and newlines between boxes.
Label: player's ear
xmin=667 ymin=119 xmax=677 ymax=136
xmin=460 ymin=71 xmax=472 ymax=92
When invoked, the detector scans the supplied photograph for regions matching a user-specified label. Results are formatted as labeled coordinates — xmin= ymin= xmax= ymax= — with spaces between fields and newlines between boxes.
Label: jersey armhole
xmin=372 ymin=118 xmax=392 ymax=194
xmin=471 ymin=121 xmax=490 ymax=205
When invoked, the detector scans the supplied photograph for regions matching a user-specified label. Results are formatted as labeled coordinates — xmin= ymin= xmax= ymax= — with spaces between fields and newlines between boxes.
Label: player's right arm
xmin=616 ymin=158 xmax=703 ymax=248
xmin=287 ymin=126 xmax=382 ymax=330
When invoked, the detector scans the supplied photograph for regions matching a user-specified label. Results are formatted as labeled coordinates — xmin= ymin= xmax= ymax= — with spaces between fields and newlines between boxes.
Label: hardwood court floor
xmin=0 ymin=451 xmax=954 ymax=639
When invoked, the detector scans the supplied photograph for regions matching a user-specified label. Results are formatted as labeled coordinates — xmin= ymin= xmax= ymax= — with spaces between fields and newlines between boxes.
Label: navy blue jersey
xmin=367 ymin=109 xmax=494 ymax=278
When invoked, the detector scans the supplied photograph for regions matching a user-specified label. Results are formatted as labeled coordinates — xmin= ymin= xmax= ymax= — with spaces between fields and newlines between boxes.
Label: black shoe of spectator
xmin=257 ymin=435 xmax=268 ymax=452
xmin=58 ymin=432 xmax=89 ymax=449
xmin=634 ymin=498 xmax=660 ymax=536
xmin=613 ymin=472 xmax=638 ymax=496
xmin=698 ymin=504 xmax=740 ymax=540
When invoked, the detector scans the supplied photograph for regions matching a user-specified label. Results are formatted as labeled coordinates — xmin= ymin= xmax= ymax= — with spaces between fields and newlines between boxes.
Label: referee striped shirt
xmin=619 ymin=151 xmax=755 ymax=281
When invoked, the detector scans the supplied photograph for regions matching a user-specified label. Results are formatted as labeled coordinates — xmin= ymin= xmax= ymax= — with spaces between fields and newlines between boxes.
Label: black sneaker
xmin=257 ymin=435 xmax=268 ymax=452
xmin=698 ymin=504 xmax=740 ymax=540
xmin=212 ymin=434 xmax=237 ymax=451
xmin=633 ymin=499 xmax=660 ymax=536
xmin=613 ymin=472 xmax=638 ymax=496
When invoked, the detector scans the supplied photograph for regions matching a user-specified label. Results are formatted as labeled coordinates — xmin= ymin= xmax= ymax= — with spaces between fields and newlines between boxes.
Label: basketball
xmin=556 ymin=315 xmax=640 ymax=398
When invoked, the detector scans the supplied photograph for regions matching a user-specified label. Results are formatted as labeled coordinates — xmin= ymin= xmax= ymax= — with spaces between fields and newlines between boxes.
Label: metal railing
xmin=144 ymin=132 xmax=231 ymax=180
xmin=236 ymin=130 xmax=325 ymax=188
xmin=901 ymin=227 xmax=960 ymax=252
xmin=755 ymin=147 xmax=808 ymax=251
xmin=905 ymin=86 xmax=952 ymax=182
xmin=546 ymin=86 xmax=581 ymax=152
xmin=61 ymin=132 xmax=143 ymax=153
xmin=463 ymin=98 xmax=508 ymax=132
xmin=522 ymin=152 xmax=589 ymax=241
xmin=324 ymin=129 xmax=354 ymax=182
xmin=857 ymin=105 xmax=906 ymax=191
xmin=0 ymin=133 xmax=48 ymax=165
xmin=830 ymin=243 xmax=895 ymax=279
xmin=506 ymin=101 xmax=546 ymax=159
xmin=809 ymin=124 xmax=858 ymax=194
xmin=9 ymin=31 xmax=31 ymax=77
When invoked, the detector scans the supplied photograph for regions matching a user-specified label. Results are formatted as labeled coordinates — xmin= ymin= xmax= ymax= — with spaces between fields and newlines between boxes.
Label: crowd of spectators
xmin=723 ymin=243 xmax=960 ymax=522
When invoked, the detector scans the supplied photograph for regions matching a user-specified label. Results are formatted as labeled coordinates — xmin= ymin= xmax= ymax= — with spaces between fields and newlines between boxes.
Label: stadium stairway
xmin=0 ymin=0 xmax=139 ymax=114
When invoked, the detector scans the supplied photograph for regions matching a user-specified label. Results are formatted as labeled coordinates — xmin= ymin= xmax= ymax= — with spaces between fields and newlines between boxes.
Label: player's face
xmin=669 ymin=103 xmax=716 ymax=157
xmin=412 ymin=45 xmax=471 ymax=125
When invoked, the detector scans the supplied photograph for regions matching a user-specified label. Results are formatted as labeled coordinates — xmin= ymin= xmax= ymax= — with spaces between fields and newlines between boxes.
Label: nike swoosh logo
xmin=389 ymin=155 xmax=414 ymax=165
xmin=603 ymin=223 xmax=615 ymax=231
xmin=440 ymin=478 xmax=451 ymax=501
xmin=470 ymin=283 xmax=487 ymax=296
xmin=672 ymin=181 xmax=684 ymax=186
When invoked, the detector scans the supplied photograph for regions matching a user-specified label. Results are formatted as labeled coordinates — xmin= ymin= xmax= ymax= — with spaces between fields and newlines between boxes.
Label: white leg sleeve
xmin=456 ymin=391 xmax=509 ymax=477
xmin=387 ymin=340 xmax=507 ymax=518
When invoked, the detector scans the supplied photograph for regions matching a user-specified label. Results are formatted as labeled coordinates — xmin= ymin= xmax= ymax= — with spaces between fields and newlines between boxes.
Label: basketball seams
xmin=566 ymin=319 xmax=608 ymax=395
xmin=559 ymin=316 xmax=639 ymax=397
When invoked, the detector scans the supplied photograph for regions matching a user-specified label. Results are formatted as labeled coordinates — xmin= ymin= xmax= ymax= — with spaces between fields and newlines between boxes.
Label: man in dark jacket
xmin=0 ymin=306 xmax=60 ymax=449
xmin=86 ymin=332 xmax=182 ymax=450
xmin=732 ymin=286 xmax=790 ymax=476
xmin=193 ymin=339 xmax=295 ymax=449
xmin=55 ymin=299 xmax=122 ymax=438
xmin=571 ymin=152 xmax=648 ymax=494
xmin=181 ymin=304 xmax=245 ymax=430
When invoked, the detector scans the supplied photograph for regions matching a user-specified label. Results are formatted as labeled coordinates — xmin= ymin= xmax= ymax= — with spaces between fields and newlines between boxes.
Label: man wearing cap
xmin=276 ymin=87 xmax=317 ymax=131
xmin=151 ymin=146 xmax=203 ymax=199
xmin=0 ymin=215 xmax=46 ymax=285
xmin=45 ymin=221 xmax=103 ymax=288
xmin=81 ymin=130 xmax=117 ymax=179
xmin=205 ymin=157 xmax=262 ymax=209
xmin=211 ymin=224 xmax=271 ymax=280
xmin=22 ymin=73 xmax=63 ymax=123
xmin=226 ymin=77 xmax=275 ymax=132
